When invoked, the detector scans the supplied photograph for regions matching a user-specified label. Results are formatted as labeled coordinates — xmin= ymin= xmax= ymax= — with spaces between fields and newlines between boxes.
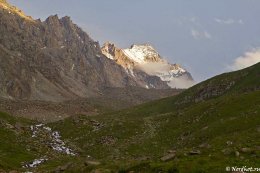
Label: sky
xmin=9 ymin=0 xmax=260 ymax=82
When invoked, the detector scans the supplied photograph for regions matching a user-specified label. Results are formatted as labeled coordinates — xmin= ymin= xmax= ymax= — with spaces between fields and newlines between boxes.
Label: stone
xmin=5 ymin=123 xmax=14 ymax=129
xmin=199 ymin=143 xmax=210 ymax=149
xmin=222 ymin=148 xmax=232 ymax=155
xmin=84 ymin=161 xmax=101 ymax=166
xmin=167 ymin=150 xmax=176 ymax=153
xmin=226 ymin=141 xmax=233 ymax=146
xmin=14 ymin=122 xmax=26 ymax=131
xmin=240 ymin=148 xmax=252 ymax=153
xmin=189 ymin=150 xmax=201 ymax=155
xmin=160 ymin=153 xmax=176 ymax=162
xmin=54 ymin=163 xmax=72 ymax=172
xmin=235 ymin=151 xmax=240 ymax=157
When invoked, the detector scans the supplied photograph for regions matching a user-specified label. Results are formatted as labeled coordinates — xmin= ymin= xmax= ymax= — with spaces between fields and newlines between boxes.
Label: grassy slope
xmin=0 ymin=112 xmax=34 ymax=170
xmin=0 ymin=63 xmax=259 ymax=172
xmin=48 ymin=63 xmax=260 ymax=172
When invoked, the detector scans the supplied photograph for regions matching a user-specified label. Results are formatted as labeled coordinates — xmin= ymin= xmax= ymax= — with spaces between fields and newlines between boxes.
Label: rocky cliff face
xmin=0 ymin=1 xmax=170 ymax=101
xmin=102 ymin=42 xmax=194 ymax=88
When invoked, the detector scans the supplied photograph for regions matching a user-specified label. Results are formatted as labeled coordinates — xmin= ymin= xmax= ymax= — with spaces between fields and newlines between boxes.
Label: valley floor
xmin=0 ymin=90 xmax=259 ymax=173
xmin=0 ymin=63 xmax=259 ymax=173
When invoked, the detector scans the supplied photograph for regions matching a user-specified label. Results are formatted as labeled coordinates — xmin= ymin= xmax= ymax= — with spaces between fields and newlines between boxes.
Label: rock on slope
xmin=0 ymin=1 xmax=169 ymax=102
xmin=102 ymin=42 xmax=194 ymax=89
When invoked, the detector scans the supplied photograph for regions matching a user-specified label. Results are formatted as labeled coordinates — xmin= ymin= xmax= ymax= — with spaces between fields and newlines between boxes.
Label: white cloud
xmin=168 ymin=77 xmax=195 ymax=89
xmin=215 ymin=18 xmax=244 ymax=25
xmin=137 ymin=62 xmax=170 ymax=75
xmin=137 ymin=62 xmax=196 ymax=89
xmin=229 ymin=48 xmax=260 ymax=70
xmin=191 ymin=29 xmax=212 ymax=40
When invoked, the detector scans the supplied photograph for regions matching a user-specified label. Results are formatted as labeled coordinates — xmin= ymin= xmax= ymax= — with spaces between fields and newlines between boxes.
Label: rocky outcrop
xmin=102 ymin=42 xmax=136 ymax=68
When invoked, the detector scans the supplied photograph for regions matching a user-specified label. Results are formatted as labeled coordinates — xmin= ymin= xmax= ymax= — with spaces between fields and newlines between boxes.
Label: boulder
xmin=240 ymin=148 xmax=252 ymax=153
xmin=160 ymin=153 xmax=176 ymax=162
xmin=235 ymin=151 xmax=240 ymax=157
xmin=84 ymin=160 xmax=101 ymax=166
xmin=54 ymin=162 xmax=72 ymax=172
xmin=222 ymin=148 xmax=232 ymax=155
xmin=189 ymin=150 xmax=201 ymax=155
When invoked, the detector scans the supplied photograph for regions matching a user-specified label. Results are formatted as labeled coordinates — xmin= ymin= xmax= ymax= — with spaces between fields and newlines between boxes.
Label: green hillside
xmin=0 ymin=112 xmax=33 ymax=170
xmin=0 ymin=63 xmax=259 ymax=173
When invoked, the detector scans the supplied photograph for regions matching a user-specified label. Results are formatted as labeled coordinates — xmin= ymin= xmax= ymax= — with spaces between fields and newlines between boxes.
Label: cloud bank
xmin=137 ymin=62 xmax=196 ymax=89
xmin=229 ymin=48 xmax=260 ymax=70
xmin=137 ymin=62 xmax=170 ymax=75
xmin=168 ymin=77 xmax=195 ymax=89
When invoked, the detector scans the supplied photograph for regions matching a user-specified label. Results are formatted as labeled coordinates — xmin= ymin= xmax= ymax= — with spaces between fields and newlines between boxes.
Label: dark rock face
xmin=0 ymin=4 xmax=170 ymax=101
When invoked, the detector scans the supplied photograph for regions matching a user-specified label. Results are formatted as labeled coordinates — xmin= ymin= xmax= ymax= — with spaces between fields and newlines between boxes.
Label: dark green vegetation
xmin=0 ymin=112 xmax=33 ymax=170
xmin=0 ymin=63 xmax=259 ymax=173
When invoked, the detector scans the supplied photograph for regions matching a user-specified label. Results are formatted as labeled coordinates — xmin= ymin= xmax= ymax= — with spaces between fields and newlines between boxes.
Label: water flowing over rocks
xmin=30 ymin=124 xmax=76 ymax=155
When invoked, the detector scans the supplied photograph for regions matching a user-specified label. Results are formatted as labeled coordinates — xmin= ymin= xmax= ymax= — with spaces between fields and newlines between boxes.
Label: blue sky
xmin=9 ymin=0 xmax=260 ymax=81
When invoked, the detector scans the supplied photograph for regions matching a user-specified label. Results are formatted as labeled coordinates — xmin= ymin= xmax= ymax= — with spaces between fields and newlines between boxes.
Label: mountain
xmin=1 ymin=63 xmax=258 ymax=172
xmin=102 ymin=42 xmax=194 ymax=88
xmin=0 ymin=1 xmax=170 ymax=102
xmin=1 ymin=1 xmax=258 ymax=172
xmin=101 ymin=42 xmax=173 ymax=89
xmin=0 ymin=1 xmax=184 ymax=122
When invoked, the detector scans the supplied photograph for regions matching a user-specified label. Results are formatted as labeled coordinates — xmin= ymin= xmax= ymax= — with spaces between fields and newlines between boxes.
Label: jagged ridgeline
xmin=0 ymin=0 xmax=171 ymax=102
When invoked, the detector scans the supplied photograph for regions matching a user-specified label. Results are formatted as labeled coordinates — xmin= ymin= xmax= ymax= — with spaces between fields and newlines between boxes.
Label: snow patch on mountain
xmin=123 ymin=44 xmax=161 ymax=63
xmin=102 ymin=50 xmax=114 ymax=60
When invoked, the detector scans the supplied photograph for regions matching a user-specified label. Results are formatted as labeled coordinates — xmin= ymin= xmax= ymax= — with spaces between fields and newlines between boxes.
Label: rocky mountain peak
xmin=102 ymin=42 xmax=195 ymax=88
xmin=102 ymin=42 xmax=118 ymax=60
xmin=44 ymin=15 xmax=75 ymax=29
xmin=44 ymin=15 xmax=74 ymax=27
xmin=123 ymin=44 xmax=162 ymax=63
xmin=45 ymin=14 xmax=59 ymax=24
xmin=103 ymin=41 xmax=115 ymax=47
xmin=130 ymin=43 xmax=153 ymax=49
xmin=60 ymin=16 xmax=71 ymax=23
